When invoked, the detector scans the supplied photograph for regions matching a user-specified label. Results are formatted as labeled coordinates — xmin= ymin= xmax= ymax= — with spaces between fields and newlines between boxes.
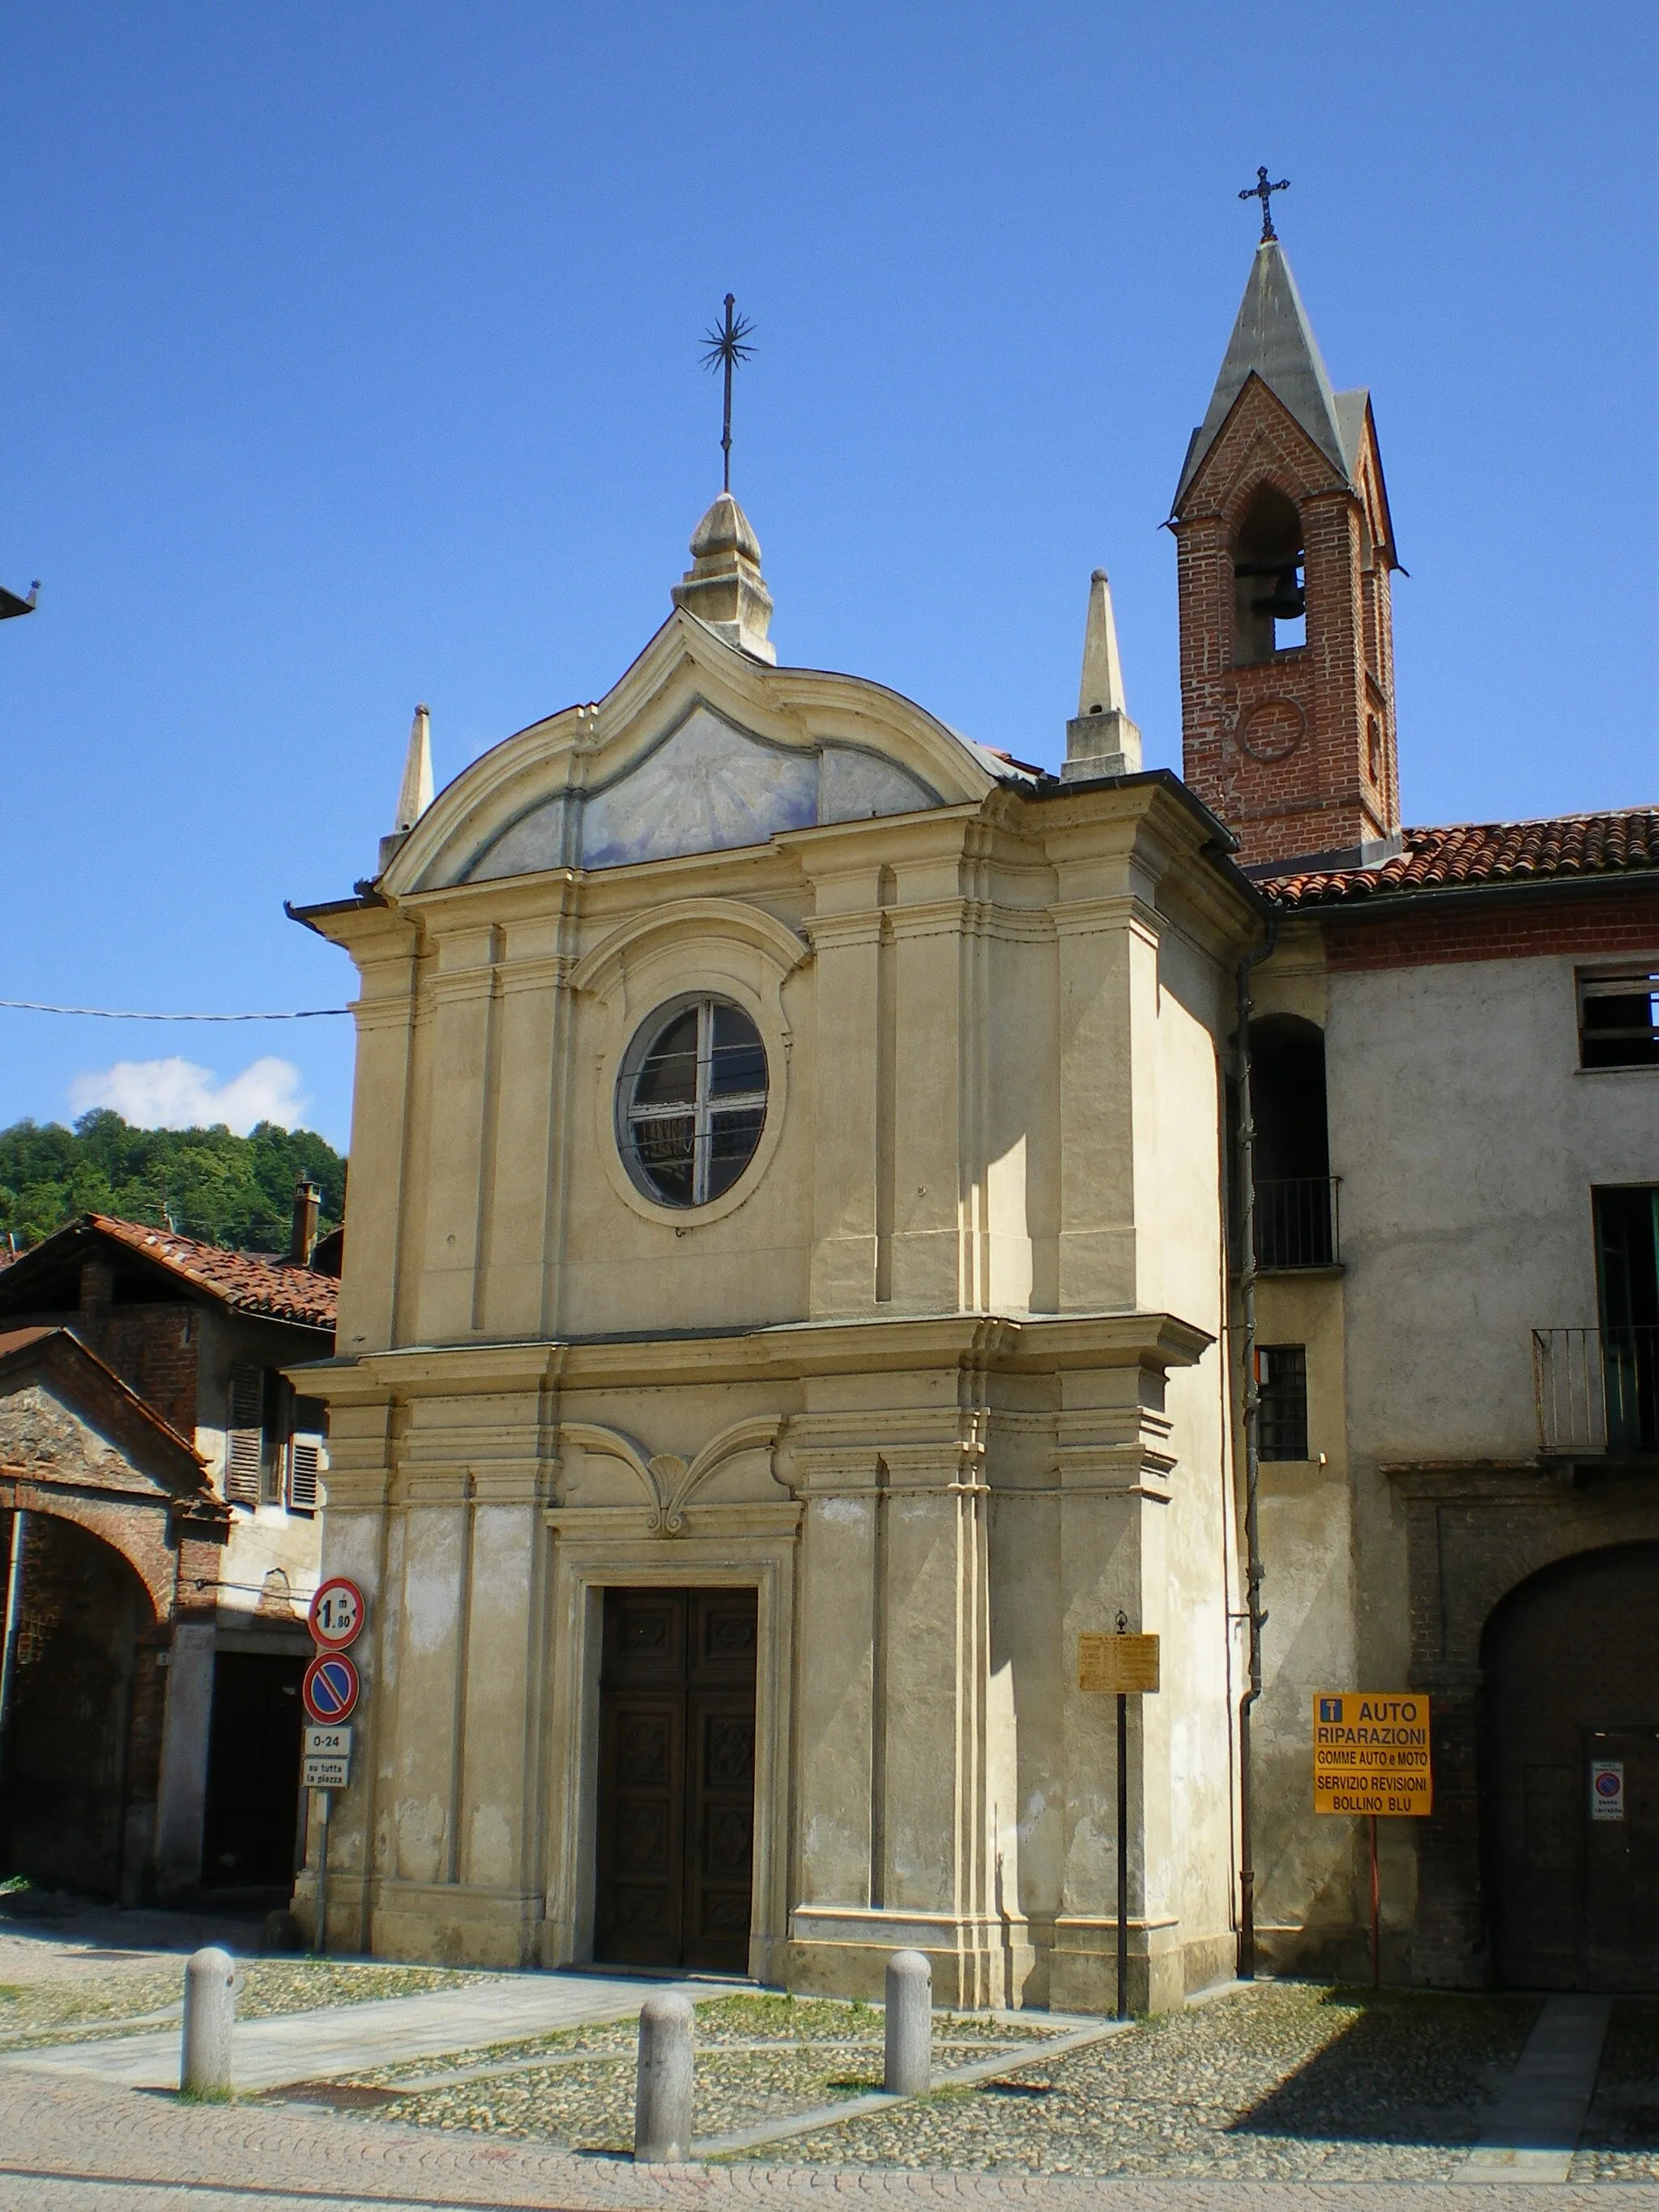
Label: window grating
xmin=1579 ymin=970 xmax=1659 ymax=1069
xmin=1256 ymin=1345 xmax=1308 ymax=1462
xmin=619 ymin=998 xmax=768 ymax=1208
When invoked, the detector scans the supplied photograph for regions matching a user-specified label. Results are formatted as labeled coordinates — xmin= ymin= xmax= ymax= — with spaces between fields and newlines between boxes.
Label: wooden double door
xmin=593 ymin=1586 xmax=757 ymax=1974
xmin=1486 ymin=1544 xmax=1659 ymax=1989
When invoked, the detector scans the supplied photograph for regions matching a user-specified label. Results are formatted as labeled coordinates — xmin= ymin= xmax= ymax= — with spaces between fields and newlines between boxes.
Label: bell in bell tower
xmin=1171 ymin=186 xmax=1402 ymax=873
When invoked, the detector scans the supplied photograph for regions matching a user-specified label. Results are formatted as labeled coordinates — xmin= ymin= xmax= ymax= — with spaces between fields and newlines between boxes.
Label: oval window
xmin=618 ymin=996 xmax=769 ymax=1208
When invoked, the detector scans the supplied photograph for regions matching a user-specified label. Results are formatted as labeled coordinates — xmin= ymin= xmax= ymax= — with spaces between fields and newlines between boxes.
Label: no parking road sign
xmin=303 ymin=1652 xmax=360 ymax=1724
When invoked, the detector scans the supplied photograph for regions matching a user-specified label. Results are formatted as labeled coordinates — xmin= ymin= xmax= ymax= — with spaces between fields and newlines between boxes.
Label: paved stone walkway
xmin=0 ymin=1971 xmax=718 ymax=2094
xmin=0 ymin=2069 xmax=1648 ymax=2212
xmin=1463 ymin=1995 xmax=1612 ymax=2182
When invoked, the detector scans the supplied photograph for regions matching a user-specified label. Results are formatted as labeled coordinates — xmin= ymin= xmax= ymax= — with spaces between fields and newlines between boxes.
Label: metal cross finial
xmin=700 ymin=292 xmax=757 ymax=495
xmin=1239 ymin=165 xmax=1290 ymax=243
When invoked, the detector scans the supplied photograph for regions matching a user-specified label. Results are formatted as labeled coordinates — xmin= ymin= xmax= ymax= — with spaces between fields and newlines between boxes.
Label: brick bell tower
xmin=1171 ymin=232 xmax=1402 ymax=872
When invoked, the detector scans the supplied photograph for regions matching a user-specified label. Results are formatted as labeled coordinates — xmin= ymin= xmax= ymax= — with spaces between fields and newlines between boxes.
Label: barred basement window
xmin=617 ymin=996 xmax=768 ymax=1208
xmin=1579 ymin=969 xmax=1659 ymax=1069
xmin=1256 ymin=1345 xmax=1309 ymax=1462
xmin=224 ymin=1364 xmax=264 ymax=1506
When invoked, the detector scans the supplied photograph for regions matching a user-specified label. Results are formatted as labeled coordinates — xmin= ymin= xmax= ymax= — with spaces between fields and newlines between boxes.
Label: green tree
xmin=0 ymin=1112 xmax=346 ymax=1252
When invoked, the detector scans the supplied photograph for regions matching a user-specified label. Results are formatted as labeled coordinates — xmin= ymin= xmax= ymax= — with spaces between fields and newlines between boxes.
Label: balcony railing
xmin=1253 ymin=1176 xmax=1341 ymax=1271
xmin=1533 ymin=1327 xmax=1659 ymax=1458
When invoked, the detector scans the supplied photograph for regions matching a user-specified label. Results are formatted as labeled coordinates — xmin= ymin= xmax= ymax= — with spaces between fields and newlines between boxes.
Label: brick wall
xmin=73 ymin=1262 xmax=199 ymax=1442
xmin=1174 ymin=380 xmax=1401 ymax=868
xmin=1322 ymin=888 xmax=1659 ymax=972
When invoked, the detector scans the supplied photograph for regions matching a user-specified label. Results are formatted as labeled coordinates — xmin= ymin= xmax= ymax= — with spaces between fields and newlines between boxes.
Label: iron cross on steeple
xmin=700 ymin=292 xmax=757 ymax=494
xmin=1239 ymin=165 xmax=1290 ymax=242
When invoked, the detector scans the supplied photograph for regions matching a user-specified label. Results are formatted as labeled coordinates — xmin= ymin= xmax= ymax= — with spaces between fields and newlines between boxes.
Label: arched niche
xmin=3 ymin=1511 xmax=159 ymax=1897
xmin=1251 ymin=1014 xmax=1333 ymax=1268
xmin=1232 ymin=482 xmax=1306 ymax=664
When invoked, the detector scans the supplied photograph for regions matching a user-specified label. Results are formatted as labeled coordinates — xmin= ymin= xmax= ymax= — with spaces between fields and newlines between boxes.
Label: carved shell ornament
xmin=559 ymin=1416 xmax=786 ymax=1536
xmin=646 ymin=1454 xmax=692 ymax=1536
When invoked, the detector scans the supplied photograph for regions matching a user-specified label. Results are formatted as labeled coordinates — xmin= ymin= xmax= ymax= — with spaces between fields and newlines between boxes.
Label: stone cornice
xmin=295 ymin=1311 xmax=1213 ymax=1403
xmin=1382 ymin=1460 xmax=1563 ymax=1504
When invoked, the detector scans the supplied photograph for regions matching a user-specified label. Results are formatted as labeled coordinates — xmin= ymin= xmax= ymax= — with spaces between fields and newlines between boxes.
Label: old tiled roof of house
xmin=1261 ymin=808 xmax=1659 ymax=911
xmin=86 ymin=1215 xmax=339 ymax=1329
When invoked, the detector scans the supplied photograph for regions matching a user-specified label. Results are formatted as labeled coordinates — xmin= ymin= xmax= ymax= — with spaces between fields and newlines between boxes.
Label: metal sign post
xmin=1079 ymin=1621 xmax=1161 ymax=2019
xmin=314 ymin=1787 xmax=330 ymax=1956
xmin=1312 ymin=1691 xmax=1433 ymax=1989
xmin=304 ymin=1579 xmax=366 ymax=1958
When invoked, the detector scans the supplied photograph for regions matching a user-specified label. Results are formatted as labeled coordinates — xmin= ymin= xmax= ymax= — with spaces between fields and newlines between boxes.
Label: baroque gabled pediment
xmin=382 ymin=609 xmax=1000 ymax=894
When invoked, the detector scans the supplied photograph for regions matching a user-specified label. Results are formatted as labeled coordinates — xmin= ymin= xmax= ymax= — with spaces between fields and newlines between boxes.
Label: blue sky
xmin=2 ymin=2 xmax=1654 ymax=1151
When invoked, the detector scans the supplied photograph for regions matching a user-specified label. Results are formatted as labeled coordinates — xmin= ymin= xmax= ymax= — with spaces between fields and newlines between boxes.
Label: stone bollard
xmin=884 ymin=1948 xmax=932 ymax=2095
xmin=181 ymin=1946 xmax=237 ymax=2096
xmin=633 ymin=1991 xmax=694 ymax=2162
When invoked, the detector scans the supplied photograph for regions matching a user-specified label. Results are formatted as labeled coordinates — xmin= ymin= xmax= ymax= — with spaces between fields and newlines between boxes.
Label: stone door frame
xmin=1388 ymin=1461 xmax=1659 ymax=1986
xmin=540 ymin=1507 xmax=800 ymax=1981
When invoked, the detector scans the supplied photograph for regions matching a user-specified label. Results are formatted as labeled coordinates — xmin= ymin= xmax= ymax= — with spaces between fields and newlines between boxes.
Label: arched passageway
xmin=1483 ymin=1542 xmax=1659 ymax=1989
xmin=2 ymin=1512 xmax=160 ymax=1896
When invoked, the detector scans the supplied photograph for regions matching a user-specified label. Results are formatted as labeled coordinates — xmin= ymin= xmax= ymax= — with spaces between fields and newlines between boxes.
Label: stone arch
xmin=1391 ymin=1468 xmax=1659 ymax=1985
xmin=1481 ymin=1541 xmax=1659 ymax=1989
xmin=2 ymin=1509 xmax=162 ymax=1898
xmin=0 ymin=1487 xmax=176 ymax=1625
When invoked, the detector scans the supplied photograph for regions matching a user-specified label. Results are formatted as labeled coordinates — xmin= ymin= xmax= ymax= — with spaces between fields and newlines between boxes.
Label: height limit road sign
xmin=1312 ymin=1692 xmax=1432 ymax=1816
xmin=309 ymin=1578 xmax=365 ymax=1652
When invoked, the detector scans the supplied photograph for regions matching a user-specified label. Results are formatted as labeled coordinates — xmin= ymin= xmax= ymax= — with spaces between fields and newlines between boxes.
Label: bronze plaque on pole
xmin=1078 ymin=1633 xmax=1161 ymax=1695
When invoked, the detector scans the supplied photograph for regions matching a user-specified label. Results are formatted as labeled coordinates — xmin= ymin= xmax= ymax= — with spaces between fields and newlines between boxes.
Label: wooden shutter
xmin=224 ymin=1365 xmax=264 ymax=1506
xmin=285 ymin=1394 xmax=326 ymax=1513
xmin=286 ymin=1442 xmax=320 ymax=1511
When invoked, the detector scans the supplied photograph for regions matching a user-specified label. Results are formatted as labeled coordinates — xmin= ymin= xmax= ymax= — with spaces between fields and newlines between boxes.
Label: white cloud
xmin=68 ymin=1055 xmax=312 ymax=1136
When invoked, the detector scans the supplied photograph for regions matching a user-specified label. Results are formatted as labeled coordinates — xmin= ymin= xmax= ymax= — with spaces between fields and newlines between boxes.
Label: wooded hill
xmin=0 ymin=1111 xmax=346 ymax=1254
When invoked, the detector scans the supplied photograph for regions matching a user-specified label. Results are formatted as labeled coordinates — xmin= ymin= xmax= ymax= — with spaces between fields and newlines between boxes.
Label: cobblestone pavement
xmin=741 ymin=1984 xmax=1542 ymax=2181
xmin=0 ymin=1957 xmax=496 ymax=2050
xmin=1574 ymin=1998 xmax=1659 ymax=2182
xmin=0 ymin=1891 xmax=492 ymax=2049
xmin=333 ymin=1984 xmax=1546 ymax=2183
xmin=329 ymin=1993 xmax=1056 ymax=2152
xmin=0 ymin=2066 xmax=1647 ymax=2212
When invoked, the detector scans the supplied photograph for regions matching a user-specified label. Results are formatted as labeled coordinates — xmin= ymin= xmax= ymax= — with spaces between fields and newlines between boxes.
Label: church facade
xmin=292 ymin=235 xmax=1659 ymax=2000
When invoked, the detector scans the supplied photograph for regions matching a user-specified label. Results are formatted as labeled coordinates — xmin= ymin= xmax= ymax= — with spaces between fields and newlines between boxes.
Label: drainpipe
xmin=0 ymin=1509 xmax=28 ymax=1791
xmin=1235 ymin=916 xmax=1277 ymax=1981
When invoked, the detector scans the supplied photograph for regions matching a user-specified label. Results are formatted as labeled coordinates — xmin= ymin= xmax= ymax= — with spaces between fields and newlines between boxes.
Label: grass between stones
xmin=338 ymin=1983 xmax=1549 ymax=2179
xmin=332 ymin=1992 xmax=1053 ymax=2154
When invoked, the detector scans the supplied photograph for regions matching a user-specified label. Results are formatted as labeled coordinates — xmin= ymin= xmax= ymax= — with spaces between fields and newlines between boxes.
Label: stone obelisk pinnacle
xmin=1061 ymin=571 xmax=1142 ymax=782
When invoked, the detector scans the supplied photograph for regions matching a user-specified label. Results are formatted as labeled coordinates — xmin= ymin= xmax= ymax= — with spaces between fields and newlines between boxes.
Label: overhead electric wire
xmin=0 ymin=999 xmax=349 ymax=1021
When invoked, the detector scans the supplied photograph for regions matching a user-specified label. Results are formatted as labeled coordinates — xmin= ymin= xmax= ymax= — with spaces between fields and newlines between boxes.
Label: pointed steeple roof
xmin=1174 ymin=241 xmax=1354 ymax=508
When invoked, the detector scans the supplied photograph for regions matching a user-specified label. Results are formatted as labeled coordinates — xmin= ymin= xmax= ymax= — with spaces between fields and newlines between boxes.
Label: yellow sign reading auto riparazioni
xmin=1312 ymin=1692 xmax=1432 ymax=1817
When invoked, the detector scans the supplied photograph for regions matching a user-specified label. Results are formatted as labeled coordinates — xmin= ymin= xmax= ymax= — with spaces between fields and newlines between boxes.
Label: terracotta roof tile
xmin=86 ymin=1215 xmax=338 ymax=1330
xmin=1260 ymin=807 xmax=1659 ymax=910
